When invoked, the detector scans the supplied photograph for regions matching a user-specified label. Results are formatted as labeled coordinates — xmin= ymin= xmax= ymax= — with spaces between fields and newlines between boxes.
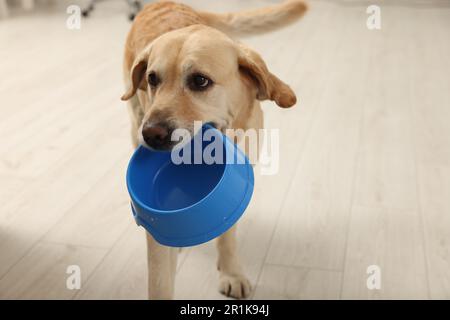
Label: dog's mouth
xmin=139 ymin=121 xmax=225 ymax=152
xmin=141 ymin=140 xmax=177 ymax=152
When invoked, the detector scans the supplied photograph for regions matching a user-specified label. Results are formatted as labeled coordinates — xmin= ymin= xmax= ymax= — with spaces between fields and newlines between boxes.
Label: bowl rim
xmin=126 ymin=130 xmax=251 ymax=215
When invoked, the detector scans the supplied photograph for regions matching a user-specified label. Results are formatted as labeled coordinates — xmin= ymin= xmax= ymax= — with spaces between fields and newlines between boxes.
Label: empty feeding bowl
xmin=126 ymin=124 xmax=254 ymax=247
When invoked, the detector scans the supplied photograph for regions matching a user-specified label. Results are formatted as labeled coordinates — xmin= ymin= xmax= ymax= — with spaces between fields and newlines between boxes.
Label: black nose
xmin=142 ymin=122 xmax=173 ymax=150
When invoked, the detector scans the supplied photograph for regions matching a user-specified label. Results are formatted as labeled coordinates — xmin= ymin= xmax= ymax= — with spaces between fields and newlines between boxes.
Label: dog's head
xmin=122 ymin=25 xmax=296 ymax=150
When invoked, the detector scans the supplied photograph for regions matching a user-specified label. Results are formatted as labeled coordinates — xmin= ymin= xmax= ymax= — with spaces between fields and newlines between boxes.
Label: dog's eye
xmin=188 ymin=73 xmax=213 ymax=91
xmin=148 ymin=72 xmax=160 ymax=87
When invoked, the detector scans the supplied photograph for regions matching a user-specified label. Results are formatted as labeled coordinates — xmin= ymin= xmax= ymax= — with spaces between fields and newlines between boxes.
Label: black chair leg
xmin=82 ymin=0 xmax=142 ymax=20
xmin=81 ymin=6 xmax=92 ymax=17
xmin=81 ymin=0 xmax=98 ymax=18
xmin=127 ymin=0 xmax=142 ymax=21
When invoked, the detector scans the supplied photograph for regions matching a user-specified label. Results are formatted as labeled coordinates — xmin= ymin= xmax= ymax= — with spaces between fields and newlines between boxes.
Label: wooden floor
xmin=1 ymin=0 xmax=450 ymax=299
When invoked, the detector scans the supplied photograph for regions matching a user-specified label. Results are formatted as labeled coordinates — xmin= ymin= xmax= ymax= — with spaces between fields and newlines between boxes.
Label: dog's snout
xmin=143 ymin=123 xmax=168 ymax=142
xmin=142 ymin=122 xmax=173 ymax=150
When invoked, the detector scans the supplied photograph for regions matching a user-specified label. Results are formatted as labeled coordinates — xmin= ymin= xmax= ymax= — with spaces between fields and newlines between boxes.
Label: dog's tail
xmin=198 ymin=0 xmax=308 ymax=37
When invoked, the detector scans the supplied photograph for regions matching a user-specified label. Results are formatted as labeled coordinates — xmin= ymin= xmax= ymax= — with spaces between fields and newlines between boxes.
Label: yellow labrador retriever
xmin=121 ymin=0 xmax=307 ymax=299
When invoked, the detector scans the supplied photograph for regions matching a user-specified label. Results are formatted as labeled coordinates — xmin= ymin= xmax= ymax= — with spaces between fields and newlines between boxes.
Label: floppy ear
xmin=121 ymin=48 xmax=151 ymax=101
xmin=237 ymin=43 xmax=297 ymax=108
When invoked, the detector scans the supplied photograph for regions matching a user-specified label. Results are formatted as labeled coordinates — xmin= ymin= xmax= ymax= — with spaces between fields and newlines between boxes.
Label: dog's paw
xmin=219 ymin=273 xmax=252 ymax=299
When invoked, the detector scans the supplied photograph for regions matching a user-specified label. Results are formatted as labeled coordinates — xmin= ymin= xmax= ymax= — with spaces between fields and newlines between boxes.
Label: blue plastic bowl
xmin=126 ymin=124 xmax=254 ymax=247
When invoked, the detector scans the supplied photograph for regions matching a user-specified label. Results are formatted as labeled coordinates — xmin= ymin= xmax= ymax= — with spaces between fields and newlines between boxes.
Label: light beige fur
xmin=121 ymin=0 xmax=307 ymax=299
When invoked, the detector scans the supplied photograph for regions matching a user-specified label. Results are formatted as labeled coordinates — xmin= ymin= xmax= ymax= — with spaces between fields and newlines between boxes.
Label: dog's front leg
xmin=146 ymin=232 xmax=178 ymax=299
xmin=216 ymin=225 xmax=251 ymax=299
xmin=126 ymin=95 xmax=177 ymax=299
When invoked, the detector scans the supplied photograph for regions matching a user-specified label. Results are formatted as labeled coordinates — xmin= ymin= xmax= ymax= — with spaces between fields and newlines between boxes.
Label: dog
xmin=121 ymin=0 xmax=307 ymax=299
